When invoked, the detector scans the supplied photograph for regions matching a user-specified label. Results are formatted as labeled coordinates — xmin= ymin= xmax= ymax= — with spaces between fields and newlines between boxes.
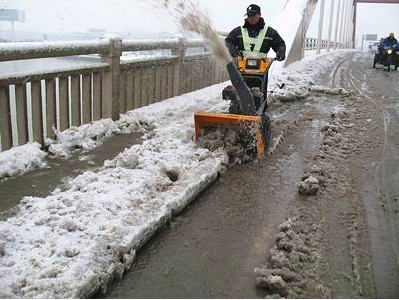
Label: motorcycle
xmin=373 ymin=46 xmax=399 ymax=72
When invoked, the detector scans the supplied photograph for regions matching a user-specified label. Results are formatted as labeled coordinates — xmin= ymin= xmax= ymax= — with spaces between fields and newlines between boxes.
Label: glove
xmin=233 ymin=50 xmax=243 ymax=61
xmin=234 ymin=50 xmax=243 ymax=58
xmin=276 ymin=52 xmax=285 ymax=61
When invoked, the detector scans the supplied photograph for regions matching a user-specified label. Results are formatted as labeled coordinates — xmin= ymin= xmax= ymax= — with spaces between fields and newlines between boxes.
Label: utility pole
xmin=361 ymin=34 xmax=365 ymax=52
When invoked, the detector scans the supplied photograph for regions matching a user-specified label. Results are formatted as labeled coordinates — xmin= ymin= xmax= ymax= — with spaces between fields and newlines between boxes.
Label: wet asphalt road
xmin=346 ymin=54 xmax=399 ymax=298
xmin=99 ymin=148 xmax=304 ymax=299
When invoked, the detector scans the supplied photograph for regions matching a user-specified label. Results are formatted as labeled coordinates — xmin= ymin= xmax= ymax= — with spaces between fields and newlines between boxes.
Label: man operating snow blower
xmin=194 ymin=4 xmax=286 ymax=159
xmin=224 ymin=3 xmax=286 ymax=113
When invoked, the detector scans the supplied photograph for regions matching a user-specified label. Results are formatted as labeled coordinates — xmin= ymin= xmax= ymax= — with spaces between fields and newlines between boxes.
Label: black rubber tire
xmin=387 ymin=55 xmax=393 ymax=72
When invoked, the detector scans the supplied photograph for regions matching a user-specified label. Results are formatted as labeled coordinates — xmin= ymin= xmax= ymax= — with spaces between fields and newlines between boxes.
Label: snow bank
xmin=0 ymin=142 xmax=47 ymax=179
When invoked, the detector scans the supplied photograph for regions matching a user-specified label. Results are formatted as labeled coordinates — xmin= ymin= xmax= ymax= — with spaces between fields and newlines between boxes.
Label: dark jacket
xmin=383 ymin=36 xmax=398 ymax=49
xmin=225 ymin=17 xmax=286 ymax=58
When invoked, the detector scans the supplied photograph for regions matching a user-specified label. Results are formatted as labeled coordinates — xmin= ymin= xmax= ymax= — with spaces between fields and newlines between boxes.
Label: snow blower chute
xmin=194 ymin=55 xmax=274 ymax=158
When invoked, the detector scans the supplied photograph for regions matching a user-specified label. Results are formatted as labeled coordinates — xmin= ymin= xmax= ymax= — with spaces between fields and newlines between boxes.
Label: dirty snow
xmin=0 ymin=49 xmax=355 ymax=298
xmin=0 ymin=142 xmax=47 ymax=178
xmin=254 ymin=90 xmax=368 ymax=298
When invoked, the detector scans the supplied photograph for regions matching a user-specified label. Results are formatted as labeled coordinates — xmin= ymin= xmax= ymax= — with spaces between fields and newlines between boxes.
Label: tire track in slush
xmin=343 ymin=53 xmax=399 ymax=298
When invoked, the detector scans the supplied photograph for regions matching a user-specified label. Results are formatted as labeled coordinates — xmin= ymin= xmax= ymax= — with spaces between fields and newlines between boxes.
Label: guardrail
xmin=0 ymin=37 xmax=228 ymax=151
xmin=304 ymin=37 xmax=343 ymax=50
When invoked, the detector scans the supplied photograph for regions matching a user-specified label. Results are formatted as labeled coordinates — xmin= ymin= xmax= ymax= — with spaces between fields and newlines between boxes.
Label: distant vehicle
xmin=368 ymin=42 xmax=379 ymax=54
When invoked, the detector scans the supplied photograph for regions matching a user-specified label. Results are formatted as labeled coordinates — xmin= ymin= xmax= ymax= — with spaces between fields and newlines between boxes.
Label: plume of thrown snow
xmin=155 ymin=0 xmax=232 ymax=66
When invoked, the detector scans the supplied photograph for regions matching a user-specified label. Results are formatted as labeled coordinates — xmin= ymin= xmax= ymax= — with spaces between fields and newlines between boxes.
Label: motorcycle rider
xmin=225 ymin=4 xmax=286 ymax=62
xmin=381 ymin=32 xmax=399 ymax=64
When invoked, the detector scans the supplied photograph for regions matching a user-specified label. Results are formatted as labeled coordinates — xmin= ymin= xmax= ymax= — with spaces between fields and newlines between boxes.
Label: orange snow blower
xmin=194 ymin=55 xmax=275 ymax=158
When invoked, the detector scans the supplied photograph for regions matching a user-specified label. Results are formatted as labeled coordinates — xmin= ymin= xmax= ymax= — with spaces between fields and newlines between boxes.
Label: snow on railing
xmin=0 ymin=39 xmax=112 ymax=61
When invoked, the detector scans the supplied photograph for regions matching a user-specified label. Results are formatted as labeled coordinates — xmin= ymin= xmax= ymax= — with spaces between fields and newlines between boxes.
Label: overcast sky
xmin=0 ymin=0 xmax=398 ymax=47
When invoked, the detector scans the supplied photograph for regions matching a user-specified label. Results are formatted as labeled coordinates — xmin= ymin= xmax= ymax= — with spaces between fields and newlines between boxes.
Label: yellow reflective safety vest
xmin=240 ymin=26 xmax=269 ymax=56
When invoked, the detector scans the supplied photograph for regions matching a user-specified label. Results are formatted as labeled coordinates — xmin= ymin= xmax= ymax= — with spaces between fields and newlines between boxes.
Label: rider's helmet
xmin=389 ymin=32 xmax=395 ymax=38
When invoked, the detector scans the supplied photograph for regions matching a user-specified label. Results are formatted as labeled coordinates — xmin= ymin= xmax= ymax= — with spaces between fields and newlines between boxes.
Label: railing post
xmin=171 ymin=38 xmax=186 ymax=96
xmin=0 ymin=86 xmax=12 ymax=150
xmin=101 ymin=37 xmax=122 ymax=120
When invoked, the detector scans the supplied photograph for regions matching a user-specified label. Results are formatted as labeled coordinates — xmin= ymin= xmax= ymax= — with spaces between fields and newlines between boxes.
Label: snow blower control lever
xmin=226 ymin=61 xmax=255 ymax=115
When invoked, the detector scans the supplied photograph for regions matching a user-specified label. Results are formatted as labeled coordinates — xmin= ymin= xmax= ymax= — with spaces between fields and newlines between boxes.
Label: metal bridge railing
xmin=304 ymin=37 xmax=344 ymax=50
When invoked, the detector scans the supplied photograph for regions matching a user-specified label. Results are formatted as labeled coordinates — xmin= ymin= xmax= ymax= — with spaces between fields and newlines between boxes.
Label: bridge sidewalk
xmin=0 ymin=132 xmax=142 ymax=219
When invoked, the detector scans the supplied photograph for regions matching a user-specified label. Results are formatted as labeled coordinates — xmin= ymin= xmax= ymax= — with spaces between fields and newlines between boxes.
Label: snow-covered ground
xmin=0 ymin=49 xmax=355 ymax=298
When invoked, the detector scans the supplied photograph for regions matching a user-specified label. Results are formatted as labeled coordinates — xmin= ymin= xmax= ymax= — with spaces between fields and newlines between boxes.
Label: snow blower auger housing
xmin=194 ymin=54 xmax=274 ymax=159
